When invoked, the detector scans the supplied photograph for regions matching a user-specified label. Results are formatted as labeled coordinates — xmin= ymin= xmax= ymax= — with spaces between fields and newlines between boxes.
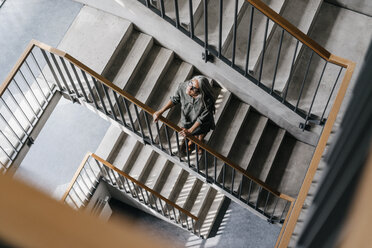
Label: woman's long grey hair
xmin=193 ymin=75 xmax=216 ymax=114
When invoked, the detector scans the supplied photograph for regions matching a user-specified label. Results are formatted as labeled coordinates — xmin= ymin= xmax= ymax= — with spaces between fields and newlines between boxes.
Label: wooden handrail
xmin=62 ymin=152 xmax=198 ymax=221
xmin=91 ymin=153 xmax=198 ymax=221
xmin=247 ymin=0 xmax=349 ymax=68
xmin=61 ymin=152 xmax=92 ymax=203
xmin=23 ymin=40 xmax=293 ymax=203
xmin=275 ymin=57 xmax=356 ymax=248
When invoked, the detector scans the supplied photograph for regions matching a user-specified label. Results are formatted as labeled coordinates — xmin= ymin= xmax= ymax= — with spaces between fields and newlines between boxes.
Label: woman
xmin=153 ymin=75 xmax=216 ymax=155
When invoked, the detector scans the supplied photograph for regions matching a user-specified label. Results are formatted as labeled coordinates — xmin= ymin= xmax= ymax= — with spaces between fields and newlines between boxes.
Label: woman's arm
xmin=153 ymin=100 xmax=174 ymax=122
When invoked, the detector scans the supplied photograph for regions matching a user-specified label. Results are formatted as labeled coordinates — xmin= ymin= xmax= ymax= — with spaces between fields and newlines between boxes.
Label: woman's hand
xmin=153 ymin=111 xmax=162 ymax=122
xmin=180 ymin=128 xmax=192 ymax=137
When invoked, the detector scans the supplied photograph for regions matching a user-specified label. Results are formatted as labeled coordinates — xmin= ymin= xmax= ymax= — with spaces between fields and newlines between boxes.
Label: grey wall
xmin=325 ymin=0 xmax=372 ymax=16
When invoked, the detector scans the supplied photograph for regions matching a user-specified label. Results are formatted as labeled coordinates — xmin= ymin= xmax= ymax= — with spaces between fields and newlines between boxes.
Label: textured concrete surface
xmin=0 ymin=0 xmax=82 ymax=84
xmin=111 ymin=199 xmax=281 ymax=248
xmin=325 ymin=0 xmax=372 ymax=17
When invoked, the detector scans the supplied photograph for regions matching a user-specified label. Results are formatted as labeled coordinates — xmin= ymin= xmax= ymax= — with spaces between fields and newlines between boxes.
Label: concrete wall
xmin=325 ymin=0 xmax=372 ymax=16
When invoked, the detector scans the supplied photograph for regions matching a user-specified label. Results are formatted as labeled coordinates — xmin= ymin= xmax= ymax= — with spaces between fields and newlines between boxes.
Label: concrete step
xmin=144 ymin=154 xmax=169 ymax=189
xmin=58 ymin=6 xmax=133 ymax=75
xmin=208 ymin=96 xmax=250 ymax=157
xmin=224 ymin=110 xmax=269 ymax=190
xmin=124 ymin=144 xmax=155 ymax=180
xmin=194 ymin=0 xmax=245 ymax=49
xmin=110 ymin=134 xmax=138 ymax=171
xmin=247 ymin=126 xmax=286 ymax=183
xmin=265 ymin=135 xmax=314 ymax=198
xmin=257 ymin=0 xmax=323 ymax=93
xmin=222 ymin=0 xmax=286 ymax=72
xmin=198 ymin=190 xmax=225 ymax=238
xmin=174 ymin=173 xmax=197 ymax=207
xmin=105 ymin=30 xmax=154 ymax=90
xmin=125 ymin=45 xmax=174 ymax=103
xmin=95 ymin=125 xmax=125 ymax=162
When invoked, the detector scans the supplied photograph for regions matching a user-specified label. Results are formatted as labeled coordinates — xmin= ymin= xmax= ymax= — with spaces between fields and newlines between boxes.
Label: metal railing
xmin=137 ymin=0 xmax=347 ymax=130
xmin=1 ymin=39 xmax=294 ymax=223
xmin=62 ymin=152 xmax=200 ymax=235
xmin=0 ymin=42 xmax=57 ymax=172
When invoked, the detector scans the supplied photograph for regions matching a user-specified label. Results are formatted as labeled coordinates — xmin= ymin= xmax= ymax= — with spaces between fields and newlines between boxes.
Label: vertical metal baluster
xmin=174 ymin=0 xmax=180 ymax=28
xmin=255 ymin=187 xmax=262 ymax=209
xmin=79 ymin=174 xmax=92 ymax=195
xmin=50 ymin=54 xmax=73 ymax=94
xmin=152 ymin=194 xmax=160 ymax=212
xmin=155 ymin=122 xmax=164 ymax=150
xmin=144 ymin=112 xmax=154 ymax=144
xmin=82 ymin=167 xmax=94 ymax=186
xmin=123 ymin=98 xmax=135 ymax=131
xmin=164 ymin=126 xmax=172 ymax=155
xmin=70 ymin=63 xmax=88 ymax=100
xmin=231 ymin=168 xmax=235 ymax=194
xmin=67 ymin=195 xmax=79 ymax=209
xmin=113 ymin=92 xmax=127 ymax=127
xmin=131 ymin=182 xmax=141 ymax=199
xmin=283 ymin=40 xmax=300 ymax=102
xmin=172 ymin=206 xmax=177 ymax=223
xmin=118 ymin=175 xmax=128 ymax=192
xmin=295 ymin=51 xmax=314 ymax=111
xmin=258 ymin=17 xmax=269 ymax=83
xmin=271 ymin=29 xmax=284 ymax=94
xmin=245 ymin=6 xmax=254 ymax=76
xmin=81 ymin=70 xmax=100 ymax=110
xmin=195 ymin=143 xmax=200 ymax=172
xmin=185 ymin=138 xmax=191 ymax=167
xmin=59 ymin=58 xmax=80 ymax=97
xmin=0 ymin=143 xmax=12 ymax=162
xmin=40 ymin=49 xmax=63 ymax=91
xmin=7 ymin=89 xmax=33 ymax=127
xmin=13 ymin=79 xmax=38 ymax=117
xmin=191 ymin=219 xmax=195 ymax=233
xmin=214 ymin=157 xmax=217 ymax=183
xmin=145 ymin=0 xmax=150 ymax=7
xmin=263 ymin=190 xmax=270 ymax=215
xmin=102 ymin=85 xmax=117 ymax=121
xmin=139 ymin=188 xmax=146 ymax=202
xmin=145 ymin=190 xmax=151 ymax=206
xmin=0 ymin=97 xmax=28 ymax=137
xmin=320 ymin=67 xmax=343 ymax=123
xmin=102 ymin=165 xmax=115 ymax=185
xmin=91 ymin=78 xmax=109 ymax=115
xmin=185 ymin=215 xmax=190 ymax=230
xmin=76 ymin=176 xmax=90 ymax=197
xmin=269 ymin=197 xmax=279 ymax=222
xmin=188 ymin=0 xmax=194 ymax=38
xmin=19 ymin=70 xmax=43 ymax=108
xmin=160 ymin=0 xmax=165 ymax=18
xmin=0 ymin=130 xmax=16 ymax=154
xmin=158 ymin=198 xmax=165 ymax=215
xmin=303 ymin=61 xmax=328 ymax=130
xmin=179 ymin=210 xmax=184 ymax=226
xmin=176 ymin=132 xmax=181 ymax=161
xmin=218 ymin=0 xmax=223 ymax=57
xmin=231 ymin=0 xmax=238 ymax=66
xmin=203 ymin=0 xmax=208 ymax=62
xmin=0 ymin=113 xmax=23 ymax=143
xmin=134 ymin=105 xmax=145 ymax=140
xmin=87 ymin=161 xmax=99 ymax=181
xmin=222 ymin=163 xmax=226 ymax=188
xmin=247 ymin=179 xmax=253 ymax=203
xmin=238 ymin=176 xmax=243 ymax=199
xmin=204 ymin=150 xmax=208 ymax=180
xmin=24 ymin=60 xmax=48 ymax=100
xmin=124 ymin=178 xmax=136 ymax=197
xmin=72 ymin=187 xmax=85 ymax=206
xmin=30 ymin=51 xmax=53 ymax=93
xmin=280 ymin=201 xmax=290 ymax=222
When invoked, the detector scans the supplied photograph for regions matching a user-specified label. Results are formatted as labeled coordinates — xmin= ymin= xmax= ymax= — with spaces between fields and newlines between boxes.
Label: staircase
xmin=51 ymin=5 xmax=314 ymax=237
xmin=3 ymin=0 xmax=352 ymax=244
